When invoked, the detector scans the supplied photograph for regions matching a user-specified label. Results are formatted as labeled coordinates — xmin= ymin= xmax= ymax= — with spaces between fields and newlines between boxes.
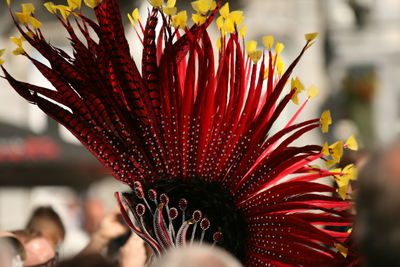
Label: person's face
xmin=23 ymin=237 xmax=56 ymax=267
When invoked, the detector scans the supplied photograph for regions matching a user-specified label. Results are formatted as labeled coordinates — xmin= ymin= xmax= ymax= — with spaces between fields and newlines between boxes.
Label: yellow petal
xmin=322 ymin=142 xmax=330 ymax=156
xmin=264 ymin=67 xmax=269 ymax=79
xmin=216 ymin=37 xmax=222 ymax=52
xmin=25 ymin=31 xmax=34 ymax=39
xmin=276 ymin=56 xmax=285 ymax=76
xmin=28 ymin=16 xmax=42 ymax=29
xmin=262 ymin=35 xmax=274 ymax=49
xmin=246 ymin=40 xmax=257 ymax=54
xmin=345 ymin=135 xmax=358 ymax=151
xmin=325 ymin=159 xmax=336 ymax=169
xmin=275 ymin=42 xmax=284 ymax=55
xmin=54 ymin=5 xmax=72 ymax=20
xmin=0 ymin=49 xmax=5 ymax=57
xmin=12 ymin=47 xmax=25 ymax=55
xmin=16 ymin=12 xmax=30 ymax=24
xmin=84 ymin=0 xmax=102 ymax=8
xmin=321 ymin=110 xmax=332 ymax=133
xmin=330 ymin=140 xmax=343 ymax=163
xmin=167 ymin=0 xmax=176 ymax=7
xmin=343 ymin=164 xmax=358 ymax=181
xmin=147 ymin=0 xmax=163 ymax=8
xmin=307 ymin=85 xmax=319 ymax=99
xmin=338 ymin=185 xmax=348 ymax=200
xmin=67 ymin=0 xmax=82 ymax=9
xmin=172 ymin=10 xmax=187 ymax=29
xmin=216 ymin=16 xmax=224 ymax=31
xmin=0 ymin=59 xmax=4 ymax=65
xmin=248 ymin=50 xmax=263 ymax=63
xmin=132 ymin=8 xmax=140 ymax=21
xmin=305 ymin=32 xmax=319 ymax=42
xmin=127 ymin=13 xmax=135 ymax=28
xmin=163 ymin=6 xmax=177 ymax=16
xmin=210 ymin=0 xmax=217 ymax=10
xmin=219 ymin=2 xmax=229 ymax=18
xmin=223 ymin=18 xmax=235 ymax=33
xmin=239 ymin=26 xmax=246 ymax=38
xmin=44 ymin=2 xmax=56 ymax=14
xmin=192 ymin=13 xmax=207 ymax=25
xmin=9 ymin=36 xmax=23 ymax=47
xmin=22 ymin=3 xmax=35 ymax=15
xmin=228 ymin=10 xmax=244 ymax=26
xmin=6 ymin=0 xmax=10 ymax=7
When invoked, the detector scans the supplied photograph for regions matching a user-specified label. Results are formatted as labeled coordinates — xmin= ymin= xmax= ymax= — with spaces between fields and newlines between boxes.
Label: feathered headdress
xmin=1 ymin=0 xmax=359 ymax=265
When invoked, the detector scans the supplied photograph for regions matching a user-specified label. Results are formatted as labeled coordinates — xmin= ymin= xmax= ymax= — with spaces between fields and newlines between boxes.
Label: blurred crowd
xmin=4 ymin=143 xmax=400 ymax=267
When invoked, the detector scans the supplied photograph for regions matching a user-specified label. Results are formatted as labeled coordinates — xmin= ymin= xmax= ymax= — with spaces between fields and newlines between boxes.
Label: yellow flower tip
xmin=239 ymin=26 xmax=246 ymax=38
xmin=147 ymin=0 xmax=163 ymax=8
xmin=22 ymin=3 xmax=35 ymax=15
xmin=163 ymin=6 xmax=177 ymax=16
xmin=305 ymin=32 xmax=319 ymax=42
xmin=127 ymin=13 xmax=135 ymax=28
xmin=67 ymin=0 xmax=82 ymax=10
xmin=26 ymin=31 xmax=34 ymax=39
xmin=132 ymin=8 xmax=140 ymax=21
xmin=307 ymin=85 xmax=319 ymax=99
xmin=322 ymin=142 xmax=330 ymax=156
xmin=276 ymin=56 xmax=285 ymax=76
xmin=9 ymin=36 xmax=24 ymax=47
xmin=44 ymin=2 xmax=56 ymax=14
xmin=0 ymin=49 xmax=5 ymax=57
xmin=248 ymin=50 xmax=263 ymax=63
xmin=228 ymin=10 xmax=244 ymax=26
xmin=263 ymin=67 xmax=269 ymax=80
xmin=84 ymin=0 xmax=102 ymax=8
xmin=335 ymin=243 xmax=348 ymax=258
xmin=28 ymin=16 xmax=42 ymax=29
xmin=192 ymin=0 xmax=215 ymax=14
xmin=172 ymin=11 xmax=188 ymax=29
xmin=262 ymin=35 xmax=274 ymax=50
xmin=246 ymin=40 xmax=257 ymax=54
xmin=6 ymin=0 xmax=10 ymax=7
xmin=223 ymin=18 xmax=235 ymax=33
xmin=192 ymin=13 xmax=207 ymax=25
xmin=343 ymin=164 xmax=358 ymax=181
xmin=337 ymin=185 xmax=348 ymax=200
xmin=330 ymin=140 xmax=343 ymax=163
xmin=275 ymin=42 xmax=284 ymax=55
xmin=320 ymin=110 xmax=332 ymax=133
xmin=216 ymin=37 xmax=222 ymax=52
xmin=166 ymin=0 xmax=176 ymax=7
xmin=15 ymin=12 xmax=29 ymax=24
xmin=54 ymin=5 xmax=72 ymax=20
xmin=12 ymin=47 xmax=25 ymax=56
xmin=0 ymin=59 xmax=4 ymax=65
xmin=219 ymin=2 xmax=229 ymax=18
xmin=345 ymin=135 xmax=358 ymax=151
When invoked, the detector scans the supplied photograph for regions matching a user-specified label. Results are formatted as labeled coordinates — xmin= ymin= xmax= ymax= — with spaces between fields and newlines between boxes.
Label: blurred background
xmin=0 ymin=0 xmax=399 ymax=259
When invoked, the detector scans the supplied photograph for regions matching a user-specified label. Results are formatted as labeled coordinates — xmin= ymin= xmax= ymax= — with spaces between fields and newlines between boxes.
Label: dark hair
xmin=124 ymin=177 xmax=248 ymax=263
xmin=56 ymin=253 xmax=116 ymax=267
xmin=26 ymin=206 xmax=66 ymax=241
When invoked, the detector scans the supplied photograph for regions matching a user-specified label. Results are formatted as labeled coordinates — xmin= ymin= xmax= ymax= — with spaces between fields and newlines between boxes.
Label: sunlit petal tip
xmin=67 ymin=0 xmax=82 ymax=10
xmin=132 ymin=8 xmax=140 ymax=21
xmin=307 ymin=85 xmax=319 ymax=99
xmin=172 ymin=11 xmax=188 ymax=29
xmin=246 ymin=40 xmax=257 ymax=54
xmin=248 ymin=50 xmax=262 ymax=63
xmin=44 ymin=2 xmax=56 ymax=14
xmin=166 ymin=0 xmax=176 ymax=8
xmin=6 ymin=0 xmax=11 ymax=7
xmin=163 ymin=6 xmax=177 ymax=16
xmin=84 ymin=0 xmax=101 ymax=8
xmin=147 ymin=0 xmax=163 ymax=8
xmin=262 ymin=35 xmax=274 ymax=50
xmin=192 ymin=13 xmax=207 ymax=25
xmin=345 ymin=135 xmax=358 ymax=151
xmin=320 ymin=110 xmax=332 ymax=133
xmin=275 ymin=42 xmax=284 ymax=55
xmin=305 ymin=32 xmax=319 ymax=42
xmin=219 ymin=2 xmax=229 ymax=18
xmin=335 ymin=243 xmax=348 ymax=257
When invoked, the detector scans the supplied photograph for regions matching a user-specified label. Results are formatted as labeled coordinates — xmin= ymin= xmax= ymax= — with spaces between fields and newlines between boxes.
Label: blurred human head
xmin=356 ymin=142 xmax=400 ymax=266
xmin=12 ymin=229 xmax=56 ymax=267
xmin=151 ymin=244 xmax=243 ymax=267
xmin=26 ymin=206 xmax=65 ymax=248
xmin=0 ymin=235 xmax=25 ymax=267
